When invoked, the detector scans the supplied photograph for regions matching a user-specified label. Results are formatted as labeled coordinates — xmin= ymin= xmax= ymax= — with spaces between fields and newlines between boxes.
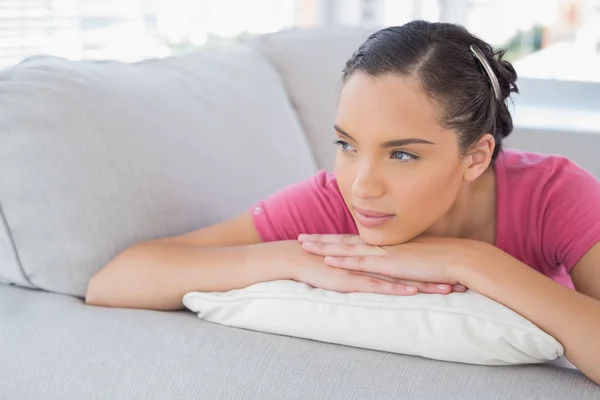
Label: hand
xmin=276 ymin=241 xmax=420 ymax=296
xmin=298 ymin=234 xmax=471 ymax=294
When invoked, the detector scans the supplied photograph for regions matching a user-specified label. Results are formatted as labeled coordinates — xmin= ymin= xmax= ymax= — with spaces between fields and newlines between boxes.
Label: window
xmin=323 ymin=0 xmax=600 ymax=131
xmin=371 ymin=0 xmax=600 ymax=83
xmin=0 ymin=0 xmax=316 ymax=68
xmin=2 ymin=0 xmax=599 ymax=85
xmin=465 ymin=0 xmax=600 ymax=83
xmin=0 ymin=1 xmax=79 ymax=67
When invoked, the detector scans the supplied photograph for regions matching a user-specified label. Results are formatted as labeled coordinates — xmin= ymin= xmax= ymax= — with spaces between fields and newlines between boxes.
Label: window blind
xmin=0 ymin=0 xmax=78 ymax=67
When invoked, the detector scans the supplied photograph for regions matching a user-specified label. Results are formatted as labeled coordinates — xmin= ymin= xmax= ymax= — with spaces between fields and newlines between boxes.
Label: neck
xmin=426 ymin=166 xmax=496 ymax=243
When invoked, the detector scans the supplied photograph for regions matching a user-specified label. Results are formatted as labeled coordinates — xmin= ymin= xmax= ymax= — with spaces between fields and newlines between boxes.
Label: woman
xmin=86 ymin=21 xmax=600 ymax=384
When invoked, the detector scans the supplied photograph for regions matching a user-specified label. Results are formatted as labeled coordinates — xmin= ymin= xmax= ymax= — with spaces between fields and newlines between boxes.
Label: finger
xmin=368 ymin=272 xmax=452 ymax=294
xmin=324 ymin=255 xmax=393 ymax=276
xmin=396 ymin=280 xmax=452 ymax=294
xmin=325 ymin=256 xmax=459 ymax=292
xmin=301 ymin=241 xmax=385 ymax=257
xmin=298 ymin=234 xmax=364 ymax=245
xmin=327 ymin=257 xmax=463 ymax=295
xmin=340 ymin=272 xmax=418 ymax=296
xmin=452 ymin=284 xmax=468 ymax=292
xmin=356 ymin=272 xmax=451 ymax=294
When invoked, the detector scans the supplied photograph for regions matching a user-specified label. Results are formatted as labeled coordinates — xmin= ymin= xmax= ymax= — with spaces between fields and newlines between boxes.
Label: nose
xmin=351 ymin=166 xmax=386 ymax=200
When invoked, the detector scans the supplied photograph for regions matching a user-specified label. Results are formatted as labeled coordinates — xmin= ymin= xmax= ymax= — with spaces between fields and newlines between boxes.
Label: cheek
xmin=334 ymin=155 xmax=354 ymax=200
xmin=388 ymin=163 xmax=463 ymax=214
xmin=335 ymin=176 xmax=355 ymax=211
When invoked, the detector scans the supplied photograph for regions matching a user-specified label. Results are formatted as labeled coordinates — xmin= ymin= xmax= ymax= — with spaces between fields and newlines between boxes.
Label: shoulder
xmin=496 ymin=148 xmax=600 ymax=220
xmin=497 ymin=148 xmax=600 ymax=271
xmin=251 ymin=170 xmax=356 ymax=241
xmin=497 ymin=148 xmax=599 ymax=195
xmin=289 ymin=170 xmax=349 ymax=219
xmin=305 ymin=169 xmax=340 ymax=193
xmin=266 ymin=170 xmax=343 ymax=206
xmin=498 ymin=148 xmax=580 ymax=175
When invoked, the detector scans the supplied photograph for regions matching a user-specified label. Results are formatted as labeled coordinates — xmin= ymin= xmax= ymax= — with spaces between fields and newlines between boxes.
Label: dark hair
xmin=342 ymin=20 xmax=519 ymax=161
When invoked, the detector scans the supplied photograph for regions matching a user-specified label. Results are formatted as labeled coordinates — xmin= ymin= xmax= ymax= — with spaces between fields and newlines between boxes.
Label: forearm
xmin=86 ymin=241 xmax=295 ymax=311
xmin=463 ymin=243 xmax=600 ymax=384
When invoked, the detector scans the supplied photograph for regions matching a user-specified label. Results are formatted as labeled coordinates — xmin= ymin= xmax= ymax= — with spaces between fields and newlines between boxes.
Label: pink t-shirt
xmin=251 ymin=149 xmax=600 ymax=288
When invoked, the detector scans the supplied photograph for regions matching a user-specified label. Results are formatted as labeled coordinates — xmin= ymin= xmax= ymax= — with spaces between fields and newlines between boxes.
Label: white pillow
xmin=183 ymin=280 xmax=564 ymax=366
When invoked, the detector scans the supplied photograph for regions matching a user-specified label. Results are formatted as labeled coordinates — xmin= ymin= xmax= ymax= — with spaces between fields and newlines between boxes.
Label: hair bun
xmin=491 ymin=49 xmax=519 ymax=102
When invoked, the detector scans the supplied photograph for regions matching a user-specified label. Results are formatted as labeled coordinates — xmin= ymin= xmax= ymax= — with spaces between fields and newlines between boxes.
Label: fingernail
xmin=405 ymin=286 xmax=417 ymax=292
xmin=298 ymin=234 xmax=307 ymax=241
xmin=437 ymin=284 xmax=450 ymax=291
xmin=302 ymin=241 xmax=313 ymax=247
xmin=454 ymin=285 xmax=467 ymax=290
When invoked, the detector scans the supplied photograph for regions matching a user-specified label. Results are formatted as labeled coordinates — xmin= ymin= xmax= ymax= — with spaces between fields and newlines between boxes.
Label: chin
xmin=356 ymin=227 xmax=413 ymax=247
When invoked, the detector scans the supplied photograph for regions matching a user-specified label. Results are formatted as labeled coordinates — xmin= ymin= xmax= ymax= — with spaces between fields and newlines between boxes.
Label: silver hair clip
xmin=470 ymin=45 xmax=501 ymax=101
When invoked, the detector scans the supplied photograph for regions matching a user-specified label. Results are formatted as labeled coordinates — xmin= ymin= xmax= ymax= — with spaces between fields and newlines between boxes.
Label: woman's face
xmin=334 ymin=72 xmax=471 ymax=246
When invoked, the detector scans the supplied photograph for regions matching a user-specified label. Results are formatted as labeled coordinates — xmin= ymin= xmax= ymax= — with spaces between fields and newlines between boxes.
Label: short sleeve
xmin=250 ymin=170 xmax=357 ymax=242
xmin=542 ymin=163 xmax=600 ymax=273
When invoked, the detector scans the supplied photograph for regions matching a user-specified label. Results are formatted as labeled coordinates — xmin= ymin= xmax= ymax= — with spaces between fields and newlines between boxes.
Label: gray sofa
xmin=1 ymin=27 xmax=599 ymax=399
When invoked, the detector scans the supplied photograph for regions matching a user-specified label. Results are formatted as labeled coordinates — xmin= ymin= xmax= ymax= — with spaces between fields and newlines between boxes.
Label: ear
xmin=462 ymin=133 xmax=495 ymax=182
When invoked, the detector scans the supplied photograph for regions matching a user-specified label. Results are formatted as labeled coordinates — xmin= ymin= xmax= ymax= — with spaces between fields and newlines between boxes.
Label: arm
xmin=86 ymin=173 xmax=334 ymax=310
xmin=85 ymin=212 xmax=294 ymax=311
xmin=86 ymin=212 xmax=419 ymax=311
xmin=300 ymin=233 xmax=600 ymax=384
xmin=462 ymin=241 xmax=600 ymax=385
xmin=86 ymin=241 xmax=300 ymax=311
xmin=87 ymin=172 xmax=459 ymax=311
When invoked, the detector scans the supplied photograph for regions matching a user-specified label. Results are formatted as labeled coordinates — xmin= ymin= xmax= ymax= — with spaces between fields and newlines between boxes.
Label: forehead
xmin=336 ymin=72 xmax=448 ymax=142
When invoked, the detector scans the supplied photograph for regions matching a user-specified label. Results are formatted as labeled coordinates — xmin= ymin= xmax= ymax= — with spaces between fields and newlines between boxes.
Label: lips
xmin=353 ymin=207 xmax=395 ymax=228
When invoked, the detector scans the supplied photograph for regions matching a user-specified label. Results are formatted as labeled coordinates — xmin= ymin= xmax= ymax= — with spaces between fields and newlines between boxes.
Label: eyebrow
xmin=334 ymin=125 xmax=435 ymax=148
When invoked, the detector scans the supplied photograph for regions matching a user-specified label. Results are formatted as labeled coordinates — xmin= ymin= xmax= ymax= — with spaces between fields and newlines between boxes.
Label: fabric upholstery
xmin=254 ymin=27 xmax=374 ymax=171
xmin=0 ymin=207 xmax=33 ymax=288
xmin=1 ymin=284 xmax=598 ymax=400
xmin=0 ymin=47 xmax=316 ymax=297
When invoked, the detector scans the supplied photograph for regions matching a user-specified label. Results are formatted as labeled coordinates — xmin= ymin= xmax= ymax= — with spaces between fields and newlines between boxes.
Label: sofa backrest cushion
xmin=0 ymin=46 xmax=317 ymax=297
xmin=254 ymin=27 xmax=374 ymax=171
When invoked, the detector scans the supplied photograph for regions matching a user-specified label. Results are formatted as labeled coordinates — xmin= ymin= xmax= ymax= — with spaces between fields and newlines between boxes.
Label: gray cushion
xmin=506 ymin=126 xmax=600 ymax=179
xmin=1 ymin=284 xmax=598 ymax=400
xmin=254 ymin=27 xmax=375 ymax=171
xmin=506 ymin=77 xmax=600 ymax=178
xmin=0 ymin=47 xmax=317 ymax=297
xmin=0 ymin=210 xmax=33 ymax=288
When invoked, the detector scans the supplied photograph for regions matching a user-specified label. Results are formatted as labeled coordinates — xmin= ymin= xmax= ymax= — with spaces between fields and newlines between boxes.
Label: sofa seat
xmin=1 ymin=284 xmax=598 ymax=400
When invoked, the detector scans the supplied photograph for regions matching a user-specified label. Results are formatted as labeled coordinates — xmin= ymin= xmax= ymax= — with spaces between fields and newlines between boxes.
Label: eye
xmin=391 ymin=150 xmax=418 ymax=162
xmin=333 ymin=140 xmax=355 ymax=152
